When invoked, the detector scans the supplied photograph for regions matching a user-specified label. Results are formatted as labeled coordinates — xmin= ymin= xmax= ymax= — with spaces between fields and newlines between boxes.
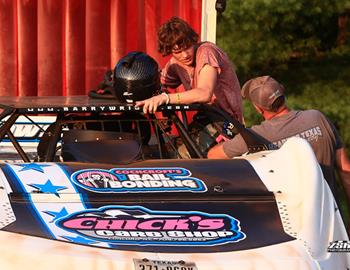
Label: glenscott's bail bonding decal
xmin=71 ymin=167 xmax=207 ymax=193
xmin=58 ymin=205 xmax=246 ymax=246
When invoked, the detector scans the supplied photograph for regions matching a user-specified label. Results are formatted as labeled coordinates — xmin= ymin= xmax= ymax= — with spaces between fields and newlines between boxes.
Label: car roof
xmin=0 ymin=95 xmax=201 ymax=114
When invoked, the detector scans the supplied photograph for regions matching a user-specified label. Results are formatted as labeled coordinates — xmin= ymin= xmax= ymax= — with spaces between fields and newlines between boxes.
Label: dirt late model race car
xmin=0 ymin=96 xmax=349 ymax=270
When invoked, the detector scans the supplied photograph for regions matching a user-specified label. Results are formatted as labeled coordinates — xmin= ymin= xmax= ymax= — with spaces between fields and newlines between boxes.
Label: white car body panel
xmin=0 ymin=137 xmax=348 ymax=269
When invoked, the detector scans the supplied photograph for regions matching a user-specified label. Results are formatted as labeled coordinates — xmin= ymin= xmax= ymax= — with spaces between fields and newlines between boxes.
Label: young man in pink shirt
xmin=135 ymin=16 xmax=243 ymax=124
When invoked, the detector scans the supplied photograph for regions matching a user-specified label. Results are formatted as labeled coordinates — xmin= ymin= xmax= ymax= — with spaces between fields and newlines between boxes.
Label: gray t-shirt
xmin=222 ymin=110 xmax=343 ymax=191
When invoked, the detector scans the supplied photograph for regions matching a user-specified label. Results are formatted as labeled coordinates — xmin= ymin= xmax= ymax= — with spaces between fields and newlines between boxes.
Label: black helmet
xmin=113 ymin=51 xmax=161 ymax=103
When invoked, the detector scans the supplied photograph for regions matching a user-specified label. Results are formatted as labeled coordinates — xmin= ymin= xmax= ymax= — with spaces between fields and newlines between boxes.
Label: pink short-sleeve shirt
xmin=161 ymin=42 xmax=243 ymax=122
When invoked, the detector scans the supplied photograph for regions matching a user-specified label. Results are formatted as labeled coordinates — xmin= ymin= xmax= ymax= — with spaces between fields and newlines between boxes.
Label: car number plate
xmin=133 ymin=258 xmax=198 ymax=270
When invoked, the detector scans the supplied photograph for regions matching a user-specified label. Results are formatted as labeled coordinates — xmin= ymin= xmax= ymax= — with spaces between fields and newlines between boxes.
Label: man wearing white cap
xmin=208 ymin=76 xmax=350 ymax=227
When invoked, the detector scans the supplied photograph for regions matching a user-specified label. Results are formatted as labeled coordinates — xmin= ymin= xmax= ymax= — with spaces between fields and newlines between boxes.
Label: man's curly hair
xmin=157 ymin=17 xmax=199 ymax=56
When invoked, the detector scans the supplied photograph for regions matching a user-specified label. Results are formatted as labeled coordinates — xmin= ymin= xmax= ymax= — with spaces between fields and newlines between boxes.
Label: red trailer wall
xmin=0 ymin=0 xmax=202 ymax=97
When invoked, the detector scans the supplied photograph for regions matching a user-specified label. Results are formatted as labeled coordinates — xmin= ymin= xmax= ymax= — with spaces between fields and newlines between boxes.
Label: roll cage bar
xmin=0 ymin=96 xmax=271 ymax=163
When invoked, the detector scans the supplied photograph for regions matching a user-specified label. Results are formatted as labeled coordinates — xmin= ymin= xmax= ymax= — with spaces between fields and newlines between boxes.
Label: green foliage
xmin=217 ymin=0 xmax=350 ymax=77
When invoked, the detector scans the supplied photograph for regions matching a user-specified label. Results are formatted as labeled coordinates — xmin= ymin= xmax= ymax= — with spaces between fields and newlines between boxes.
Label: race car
xmin=0 ymin=95 xmax=349 ymax=270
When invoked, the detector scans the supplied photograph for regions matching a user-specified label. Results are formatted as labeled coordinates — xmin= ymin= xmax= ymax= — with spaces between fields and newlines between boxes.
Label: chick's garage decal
xmin=57 ymin=206 xmax=246 ymax=246
xmin=71 ymin=167 xmax=207 ymax=193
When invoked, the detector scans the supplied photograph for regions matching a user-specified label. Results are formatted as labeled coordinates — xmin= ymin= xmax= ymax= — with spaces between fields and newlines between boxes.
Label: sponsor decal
xmin=57 ymin=205 xmax=246 ymax=246
xmin=328 ymin=240 xmax=350 ymax=252
xmin=71 ymin=167 xmax=207 ymax=193
xmin=24 ymin=105 xmax=191 ymax=113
